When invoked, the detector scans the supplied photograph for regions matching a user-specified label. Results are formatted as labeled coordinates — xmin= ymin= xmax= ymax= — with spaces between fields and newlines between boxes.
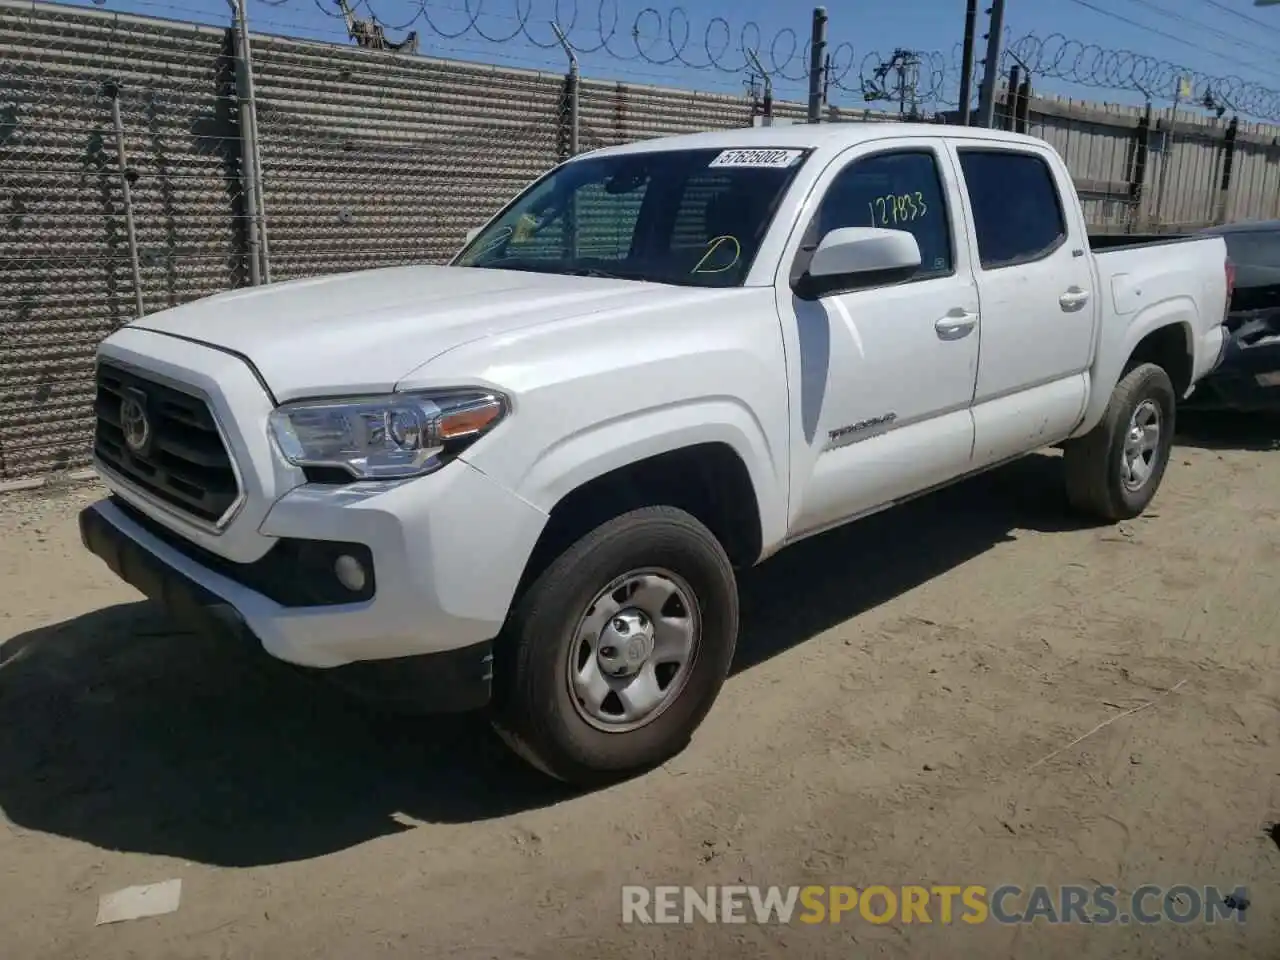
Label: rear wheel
xmin=492 ymin=506 xmax=738 ymax=786
xmin=1064 ymin=362 xmax=1176 ymax=522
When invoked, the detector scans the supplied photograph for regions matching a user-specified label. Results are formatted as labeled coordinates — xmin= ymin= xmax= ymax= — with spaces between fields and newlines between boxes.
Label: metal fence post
xmin=1217 ymin=116 xmax=1239 ymax=224
xmin=807 ymin=7 xmax=828 ymax=123
xmin=229 ymin=0 xmax=270 ymax=282
xmin=551 ymin=21 xmax=579 ymax=157
xmin=958 ymin=0 xmax=978 ymax=125
xmin=226 ymin=24 xmax=261 ymax=285
xmin=1002 ymin=65 xmax=1020 ymax=131
xmin=1153 ymin=100 xmax=1180 ymax=231
xmin=976 ymin=0 xmax=1006 ymax=128
xmin=1014 ymin=75 xmax=1031 ymax=133
xmin=1126 ymin=102 xmax=1152 ymax=233
xmin=104 ymin=80 xmax=145 ymax=319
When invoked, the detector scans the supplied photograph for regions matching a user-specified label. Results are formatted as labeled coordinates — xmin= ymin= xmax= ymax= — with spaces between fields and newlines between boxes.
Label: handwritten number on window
xmin=866 ymin=192 xmax=929 ymax=227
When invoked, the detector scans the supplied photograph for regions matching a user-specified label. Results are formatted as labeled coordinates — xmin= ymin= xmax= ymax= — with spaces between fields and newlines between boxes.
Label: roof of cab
xmin=576 ymin=122 xmax=1048 ymax=161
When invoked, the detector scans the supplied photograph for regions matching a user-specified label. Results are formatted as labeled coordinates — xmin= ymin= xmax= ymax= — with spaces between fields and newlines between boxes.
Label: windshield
xmin=452 ymin=147 xmax=811 ymax=287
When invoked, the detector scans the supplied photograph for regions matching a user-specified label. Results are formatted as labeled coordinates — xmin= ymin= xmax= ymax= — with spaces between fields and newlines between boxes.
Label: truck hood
xmin=127 ymin=265 xmax=694 ymax=401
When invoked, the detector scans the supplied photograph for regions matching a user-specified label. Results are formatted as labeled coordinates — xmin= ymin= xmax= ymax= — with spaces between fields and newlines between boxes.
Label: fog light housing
xmin=334 ymin=554 xmax=368 ymax=592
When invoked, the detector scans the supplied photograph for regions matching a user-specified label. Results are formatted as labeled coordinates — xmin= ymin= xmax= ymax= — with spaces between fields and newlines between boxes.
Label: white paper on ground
xmin=95 ymin=879 xmax=182 ymax=925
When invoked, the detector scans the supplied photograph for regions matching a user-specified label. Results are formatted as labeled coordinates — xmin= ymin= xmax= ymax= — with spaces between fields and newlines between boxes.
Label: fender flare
xmin=513 ymin=396 xmax=788 ymax=551
xmin=1073 ymin=302 xmax=1195 ymax=439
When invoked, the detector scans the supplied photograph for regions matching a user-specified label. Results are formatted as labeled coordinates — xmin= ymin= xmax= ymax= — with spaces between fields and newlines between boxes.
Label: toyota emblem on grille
xmin=120 ymin=393 xmax=151 ymax=453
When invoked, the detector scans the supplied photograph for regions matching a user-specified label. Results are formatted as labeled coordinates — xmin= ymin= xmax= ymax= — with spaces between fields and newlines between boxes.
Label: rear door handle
xmin=1059 ymin=287 xmax=1091 ymax=311
xmin=935 ymin=309 xmax=978 ymax=340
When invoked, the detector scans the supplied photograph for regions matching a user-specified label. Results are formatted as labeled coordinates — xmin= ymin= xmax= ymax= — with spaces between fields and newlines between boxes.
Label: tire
xmin=491 ymin=506 xmax=738 ymax=786
xmin=1063 ymin=362 xmax=1177 ymax=522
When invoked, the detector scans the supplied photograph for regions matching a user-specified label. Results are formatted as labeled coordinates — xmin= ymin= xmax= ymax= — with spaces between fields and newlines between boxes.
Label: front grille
xmin=94 ymin=361 xmax=240 ymax=525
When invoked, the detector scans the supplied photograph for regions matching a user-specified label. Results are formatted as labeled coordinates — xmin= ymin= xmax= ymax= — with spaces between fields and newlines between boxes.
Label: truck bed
xmin=1088 ymin=232 xmax=1194 ymax=253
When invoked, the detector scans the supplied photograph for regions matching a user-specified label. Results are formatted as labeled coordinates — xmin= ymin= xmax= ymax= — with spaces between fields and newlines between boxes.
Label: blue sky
xmin=52 ymin=0 xmax=1280 ymax=119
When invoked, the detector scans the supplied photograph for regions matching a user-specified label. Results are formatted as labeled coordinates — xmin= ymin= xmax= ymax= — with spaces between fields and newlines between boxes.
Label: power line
xmin=1193 ymin=0 xmax=1280 ymax=38
xmin=1121 ymin=0 xmax=1280 ymax=62
xmin=1063 ymin=0 xmax=1280 ymax=86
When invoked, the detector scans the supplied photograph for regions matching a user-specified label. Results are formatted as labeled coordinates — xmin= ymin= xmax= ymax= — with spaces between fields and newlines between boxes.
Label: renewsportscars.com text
xmin=621 ymin=884 xmax=1250 ymax=926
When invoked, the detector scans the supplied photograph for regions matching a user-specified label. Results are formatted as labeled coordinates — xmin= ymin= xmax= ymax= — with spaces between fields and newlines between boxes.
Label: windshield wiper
xmin=566 ymin=266 xmax=634 ymax=281
xmin=468 ymin=261 xmax=662 ymax=284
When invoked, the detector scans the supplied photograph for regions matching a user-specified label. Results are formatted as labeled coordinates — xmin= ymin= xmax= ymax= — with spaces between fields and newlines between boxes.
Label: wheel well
xmin=1126 ymin=324 xmax=1193 ymax=398
xmin=513 ymin=442 xmax=764 ymax=598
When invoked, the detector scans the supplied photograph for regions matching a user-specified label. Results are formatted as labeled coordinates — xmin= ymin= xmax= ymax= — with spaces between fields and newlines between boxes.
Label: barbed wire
xmin=254 ymin=0 xmax=957 ymax=102
xmin=278 ymin=0 xmax=834 ymax=82
xmin=1001 ymin=33 xmax=1280 ymax=119
xmin=25 ymin=0 xmax=1280 ymax=119
xmin=237 ymin=0 xmax=1280 ymax=119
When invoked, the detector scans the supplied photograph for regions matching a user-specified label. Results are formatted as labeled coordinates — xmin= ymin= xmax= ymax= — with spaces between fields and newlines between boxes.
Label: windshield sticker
xmin=691 ymin=235 xmax=742 ymax=274
xmin=709 ymin=149 xmax=804 ymax=169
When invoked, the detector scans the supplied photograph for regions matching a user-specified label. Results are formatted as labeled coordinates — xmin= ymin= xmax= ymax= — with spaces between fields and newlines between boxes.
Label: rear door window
xmin=958 ymin=150 xmax=1067 ymax=269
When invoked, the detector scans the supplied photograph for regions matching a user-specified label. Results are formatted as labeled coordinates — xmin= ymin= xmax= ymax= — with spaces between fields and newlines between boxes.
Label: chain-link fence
xmin=1 ymin=1 xmax=246 ymax=478
xmin=251 ymin=37 xmax=568 ymax=278
xmin=4 ymin=0 xmax=1280 ymax=483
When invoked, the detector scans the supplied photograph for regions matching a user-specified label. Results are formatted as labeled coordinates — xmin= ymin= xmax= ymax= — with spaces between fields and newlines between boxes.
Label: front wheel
xmin=492 ymin=506 xmax=739 ymax=786
xmin=1063 ymin=362 xmax=1177 ymax=522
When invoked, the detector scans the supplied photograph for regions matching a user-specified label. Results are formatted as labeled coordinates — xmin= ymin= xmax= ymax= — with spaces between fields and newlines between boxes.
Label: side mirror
xmin=464 ymin=226 xmax=482 ymax=244
xmin=798 ymin=227 xmax=922 ymax=298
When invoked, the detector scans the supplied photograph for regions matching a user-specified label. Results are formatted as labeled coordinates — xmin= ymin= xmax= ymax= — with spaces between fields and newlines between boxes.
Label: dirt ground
xmin=1 ymin=412 xmax=1277 ymax=960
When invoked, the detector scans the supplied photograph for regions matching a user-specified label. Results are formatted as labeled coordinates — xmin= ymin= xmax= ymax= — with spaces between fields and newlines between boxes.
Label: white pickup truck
xmin=79 ymin=124 xmax=1230 ymax=785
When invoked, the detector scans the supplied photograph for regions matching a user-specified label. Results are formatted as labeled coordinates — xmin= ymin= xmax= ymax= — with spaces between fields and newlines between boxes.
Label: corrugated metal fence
xmin=3 ymin=0 xmax=1280 ymax=482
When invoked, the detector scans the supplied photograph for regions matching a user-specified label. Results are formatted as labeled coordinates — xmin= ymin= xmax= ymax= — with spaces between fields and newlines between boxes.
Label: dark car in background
xmin=1185 ymin=220 xmax=1280 ymax=412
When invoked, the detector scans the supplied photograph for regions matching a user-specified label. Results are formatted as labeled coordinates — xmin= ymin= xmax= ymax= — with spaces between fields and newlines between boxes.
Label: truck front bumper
xmin=79 ymin=461 xmax=549 ymax=713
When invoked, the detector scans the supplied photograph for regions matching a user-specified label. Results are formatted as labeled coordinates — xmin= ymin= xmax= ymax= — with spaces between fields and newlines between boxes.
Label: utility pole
xmin=976 ymin=0 xmax=1006 ymax=128
xmin=747 ymin=49 xmax=773 ymax=125
xmin=862 ymin=49 xmax=923 ymax=118
xmin=808 ymin=7 xmax=828 ymax=123
xmin=958 ymin=0 xmax=978 ymax=124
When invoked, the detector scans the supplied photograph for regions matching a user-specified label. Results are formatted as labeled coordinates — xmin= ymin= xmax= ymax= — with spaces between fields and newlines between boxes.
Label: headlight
xmin=267 ymin=390 xmax=507 ymax=480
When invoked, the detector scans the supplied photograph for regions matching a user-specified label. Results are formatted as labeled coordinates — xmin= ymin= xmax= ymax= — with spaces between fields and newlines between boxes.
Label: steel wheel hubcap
xmin=1121 ymin=399 xmax=1162 ymax=491
xmin=566 ymin=569 xmax=700 ymax=733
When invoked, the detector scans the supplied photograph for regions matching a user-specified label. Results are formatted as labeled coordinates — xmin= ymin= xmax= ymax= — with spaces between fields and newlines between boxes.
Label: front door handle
xmin=1059 ymin=287 xmax=1091 ymax=311
xmin=935 ymin=309 xmax=978 ymax=340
